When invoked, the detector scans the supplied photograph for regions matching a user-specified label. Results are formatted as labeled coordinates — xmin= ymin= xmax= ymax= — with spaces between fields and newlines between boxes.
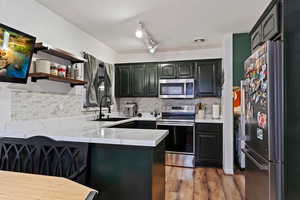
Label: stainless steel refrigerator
xmin=243 ymin=41 xmax=284 ymax=200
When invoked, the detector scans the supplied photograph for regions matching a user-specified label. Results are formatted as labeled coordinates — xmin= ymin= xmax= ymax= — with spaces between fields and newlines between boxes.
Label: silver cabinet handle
xmin=242 ymin=148 xmax=269 ymax=171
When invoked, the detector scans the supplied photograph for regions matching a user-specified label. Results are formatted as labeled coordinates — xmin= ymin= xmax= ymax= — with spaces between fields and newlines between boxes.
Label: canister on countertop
xmin=197 ymin=103 xmax=206 ymax=119
xmin=212 ymin=103 xmax=221 ymax=119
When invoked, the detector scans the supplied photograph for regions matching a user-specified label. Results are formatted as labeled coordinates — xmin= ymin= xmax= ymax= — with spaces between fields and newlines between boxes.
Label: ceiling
xmin=35 ymin=0 xmax=271 ymax=53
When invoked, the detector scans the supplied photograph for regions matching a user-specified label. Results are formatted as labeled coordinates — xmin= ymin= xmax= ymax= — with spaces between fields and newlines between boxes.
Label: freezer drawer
xmin=244 ymin=148 xmax=283 ymax=200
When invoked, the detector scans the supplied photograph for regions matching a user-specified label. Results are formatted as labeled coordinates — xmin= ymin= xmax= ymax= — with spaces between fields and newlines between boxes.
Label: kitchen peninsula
xmin=0 ymin=116 xmax=168 ymax=200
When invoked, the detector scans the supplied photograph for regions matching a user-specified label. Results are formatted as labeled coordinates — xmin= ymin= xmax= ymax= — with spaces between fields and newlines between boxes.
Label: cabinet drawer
xmin=196 ymin=123 xmax=222 ymax=133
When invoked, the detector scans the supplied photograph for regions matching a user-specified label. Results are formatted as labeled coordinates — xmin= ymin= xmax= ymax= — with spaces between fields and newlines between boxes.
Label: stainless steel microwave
xmin=159 ymin=79 xmax=195 ymax=99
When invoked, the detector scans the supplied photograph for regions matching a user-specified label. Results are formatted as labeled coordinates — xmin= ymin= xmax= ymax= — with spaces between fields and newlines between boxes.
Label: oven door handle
xmin=156 ymin=122 xmax=195 ymax=126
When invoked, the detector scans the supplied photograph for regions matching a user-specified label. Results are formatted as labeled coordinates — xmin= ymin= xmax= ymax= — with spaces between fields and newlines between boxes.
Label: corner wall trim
xmin=223 ymin=168 xmax=234 ymax=175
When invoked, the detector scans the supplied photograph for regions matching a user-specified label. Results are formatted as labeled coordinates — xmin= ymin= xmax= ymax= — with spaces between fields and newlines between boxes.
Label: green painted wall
xmin=233 ymin=33 xmax=251 ymax=87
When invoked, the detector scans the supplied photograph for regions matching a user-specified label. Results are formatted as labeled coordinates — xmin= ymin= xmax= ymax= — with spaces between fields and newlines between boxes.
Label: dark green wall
xmin=233 ymin=33 xmax=251 ymax=87
xmin=284 ymin=0 xmax=300 ymax=199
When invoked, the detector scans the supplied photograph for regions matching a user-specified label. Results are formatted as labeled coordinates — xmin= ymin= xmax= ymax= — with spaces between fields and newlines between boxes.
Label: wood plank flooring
xmin=165 ymin=166 xmax=245 ymax=200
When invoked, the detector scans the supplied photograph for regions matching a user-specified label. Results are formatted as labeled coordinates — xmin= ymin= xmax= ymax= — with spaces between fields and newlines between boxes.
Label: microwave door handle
xmin=184 ymin=82 xmax=187 ymax=96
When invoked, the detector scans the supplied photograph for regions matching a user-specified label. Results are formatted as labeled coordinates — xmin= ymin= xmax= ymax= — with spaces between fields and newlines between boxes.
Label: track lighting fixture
xmin=135 ymin=22 xmax=159 ymax=54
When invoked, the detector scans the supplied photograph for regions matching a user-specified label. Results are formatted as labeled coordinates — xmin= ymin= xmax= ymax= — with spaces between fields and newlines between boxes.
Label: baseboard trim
xmin=223 ymin=168 xmax=234 ymax=175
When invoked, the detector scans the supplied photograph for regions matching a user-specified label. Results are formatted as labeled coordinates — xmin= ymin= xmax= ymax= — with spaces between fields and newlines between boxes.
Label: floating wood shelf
xmin=34 ymin=42 xmax=86 ymax=64
xmin=29 ymin=73 xmax=87 ymax=87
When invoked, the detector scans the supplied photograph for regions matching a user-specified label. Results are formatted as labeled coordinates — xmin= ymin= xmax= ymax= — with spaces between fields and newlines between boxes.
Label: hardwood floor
xmin=165 ymin=166 xmax=245 ymax=200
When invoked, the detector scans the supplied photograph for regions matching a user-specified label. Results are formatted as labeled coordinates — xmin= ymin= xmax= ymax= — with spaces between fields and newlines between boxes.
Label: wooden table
xmin=0 ymin=171 xmax=97 ymax=200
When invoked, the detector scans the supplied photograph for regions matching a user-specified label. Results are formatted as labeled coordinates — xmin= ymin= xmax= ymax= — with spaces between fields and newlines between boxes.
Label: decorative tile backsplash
xmin=115 ymin=97 xmax=222 ymax=115
xmin=11 ymin=89 xmax=83 ymax=121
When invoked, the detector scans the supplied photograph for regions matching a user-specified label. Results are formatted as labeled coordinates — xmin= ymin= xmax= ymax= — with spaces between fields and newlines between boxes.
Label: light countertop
xmin=0 ymin=115 xmax=168 ymax=147
xmin=0 ymin=113 xmax=223 ymax=147
xmin=195 ymin=114 xmax=223 ymax=124
xmin=195 ymin=118 xmax=223 ymax=123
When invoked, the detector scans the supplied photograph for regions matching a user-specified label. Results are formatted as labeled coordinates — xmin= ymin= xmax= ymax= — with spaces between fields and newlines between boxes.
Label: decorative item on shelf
xmin=29 ymin=60 xmax=36 ymax=74
xmin=66 ymin=65 xmax=71 ymax=78
xmin=74 ymin=65 xmax=80 ymax=80
xmin=58 ymin=65 xmax=67 ymax=78
xmin=50 ymin=63 xmax=58 ymax=76
xmin=35 ymin=59 xmax=50 ymax=74
xmin=70 ymin=65 xmax=75 ymax=79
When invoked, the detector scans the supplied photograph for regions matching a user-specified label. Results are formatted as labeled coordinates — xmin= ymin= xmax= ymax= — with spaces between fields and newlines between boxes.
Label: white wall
xmin=222 ymin=33 xmax=234 ymax=174
xmin=0 ymin=0 xmax=118 ymax=64
xmin=117 ymin=48 xmax=223 ymax=63
xmin=0 ymin=0 xmax=118 ymax=122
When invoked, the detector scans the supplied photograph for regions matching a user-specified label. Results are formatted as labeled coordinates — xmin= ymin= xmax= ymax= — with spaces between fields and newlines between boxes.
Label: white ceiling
xmin=35 ymin=0 xmax=271 ymax=53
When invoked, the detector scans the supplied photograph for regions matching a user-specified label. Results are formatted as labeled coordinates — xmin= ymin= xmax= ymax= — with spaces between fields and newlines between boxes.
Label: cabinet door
xmin=116 ymin=65 xmax=131 ymax=97
xmin=261 ymin=3 xmax=279 ymax=42
xmin=195 ymin=133 xmax=222 ymax=167
xmin=159 ymin=63 xmax=177 ymax=79
xmin=251 ymin=26 xmax=262 ymax=52
xmin=131 ymin=64 xmax=145 ymax=97
xmin=196 ymin=60 xmax=219 ymax=97
xmin=145 ymin=64 xmax=158 ymax=97
xmin=177 ymin=62 xmax=195 ymax=78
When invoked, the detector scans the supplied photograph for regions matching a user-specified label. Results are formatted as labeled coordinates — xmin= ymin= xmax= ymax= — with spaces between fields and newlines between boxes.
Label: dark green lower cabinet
xmin=195 ymin=123 xmax=223 ymax=167
xmin=87 ymin=141 xmax=165 ymax=200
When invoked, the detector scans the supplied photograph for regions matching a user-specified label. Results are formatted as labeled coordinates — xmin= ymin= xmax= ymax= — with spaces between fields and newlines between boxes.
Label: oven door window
xmin=157 ymin=125 xmax=194 ymax=153
xmin=160 ymin=83 xmax=184 ymax=96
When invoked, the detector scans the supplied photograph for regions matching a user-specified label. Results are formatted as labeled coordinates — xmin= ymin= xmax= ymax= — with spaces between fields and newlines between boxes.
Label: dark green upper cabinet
xmin=177 ymin=62 xmax=195 ymax=78
xmin=196 ymin=59 xmax=222 ymax=97
xmin=251 ymin=26 xmax=262 ymax=52
xmin=115 ymin=65 xmax=131 ymax=97
xmin=116 ymin=59 xmax=220 ymax=98
xmin=261 ymin=3 xmax=279 ymax=42
xmin=159 ymin=62 xmax=195 ymax=79
xmin=115 ymin=63 xmax=158 ymax=98
xmin=159 ymin=63 xmax=177 ymax=79
xmin=131 ymin=64 xmax=146 ymax=97
xmin=250 ymin=1 xmax=280 ymax=52
xmin=145 ymin=64 xmax=158 ymax=97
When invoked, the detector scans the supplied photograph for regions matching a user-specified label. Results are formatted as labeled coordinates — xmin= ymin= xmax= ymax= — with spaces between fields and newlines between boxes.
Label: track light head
xmin=135 ymin=22 xmax=144 ymax=38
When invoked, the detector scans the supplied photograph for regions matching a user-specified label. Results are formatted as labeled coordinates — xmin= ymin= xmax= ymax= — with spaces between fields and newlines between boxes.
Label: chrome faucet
xmin=99 ymin=95 xmax=112 ymax=120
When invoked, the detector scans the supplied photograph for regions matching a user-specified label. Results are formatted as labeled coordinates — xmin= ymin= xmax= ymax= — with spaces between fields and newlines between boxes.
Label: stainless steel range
xmin=156 ymin=105 xmax=195 ymax=167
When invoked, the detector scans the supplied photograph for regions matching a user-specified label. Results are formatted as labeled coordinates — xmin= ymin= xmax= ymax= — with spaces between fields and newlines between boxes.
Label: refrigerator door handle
xmin=242 ymin=148 xmax=268 ymax=171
